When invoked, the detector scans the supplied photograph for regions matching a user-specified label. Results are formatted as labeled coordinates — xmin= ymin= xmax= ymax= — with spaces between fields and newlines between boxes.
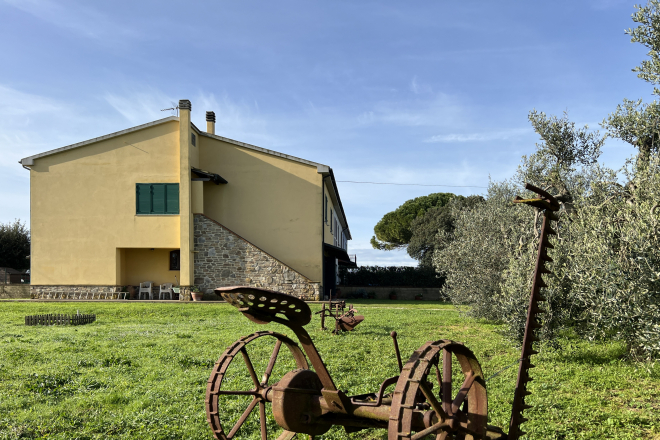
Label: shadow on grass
xmin=551 ymin=341 xmax=628 ymax=365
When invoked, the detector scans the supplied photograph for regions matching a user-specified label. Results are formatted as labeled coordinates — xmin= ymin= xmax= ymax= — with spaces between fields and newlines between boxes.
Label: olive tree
xmin=433 ymin=181 xmax=525 ymax=322
xmin=566 ymin=159 xmax=660 ymax=359
xmin=602 ymin=99 xmax=660 ymax=164
xmin=602 ymin=1 xmax=660 ymax=164
xmin=627 ymin=0 xmax=660 ymax=94
xmin=435 ymin=110 xmax=604 ymax=343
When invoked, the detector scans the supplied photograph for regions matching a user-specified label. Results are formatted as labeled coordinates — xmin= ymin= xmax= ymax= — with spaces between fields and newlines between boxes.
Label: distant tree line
xmin=0 ymin=220 xmax=30 ymax=271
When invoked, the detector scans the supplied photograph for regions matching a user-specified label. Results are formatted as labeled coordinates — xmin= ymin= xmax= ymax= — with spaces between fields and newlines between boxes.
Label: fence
xmin=24 ymin=313 xmax=96 ymax=326
xmin=1 ymin=272 xmax=30 ymax=284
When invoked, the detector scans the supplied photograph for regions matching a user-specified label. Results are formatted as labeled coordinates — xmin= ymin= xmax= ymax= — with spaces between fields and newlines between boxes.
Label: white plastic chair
xmin=139 ymin=282 xmax=153 ymax=300
xmin=159 ymin=283 xmax=174 ymax=300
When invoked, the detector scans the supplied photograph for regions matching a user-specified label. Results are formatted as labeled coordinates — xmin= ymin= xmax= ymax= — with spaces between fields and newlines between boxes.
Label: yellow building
xmin=20 ymin=99 xmax=353 ymax=300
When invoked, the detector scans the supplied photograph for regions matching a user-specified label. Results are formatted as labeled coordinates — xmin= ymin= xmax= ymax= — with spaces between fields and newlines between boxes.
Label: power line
xmin=336 ymin=180 xmax=488 ymax=188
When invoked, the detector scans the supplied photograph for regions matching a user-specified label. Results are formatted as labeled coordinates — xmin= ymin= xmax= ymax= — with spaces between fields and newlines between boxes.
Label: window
xmin=136 ymin=184 xmax=179 ymax=215
xmin=330 ymin=209 xmax=333 ymax=232
xmin=191 ymin=133 xmax=196 ymax=146
xmin=169 ymin=250 xmax=180 ymax=270
xmin=324 ymin=195 xmax=328 ymax=223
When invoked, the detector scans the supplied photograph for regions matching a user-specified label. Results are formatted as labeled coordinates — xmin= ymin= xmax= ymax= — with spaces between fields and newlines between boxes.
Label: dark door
xmin=323 ymin=255 xmax=337 ymax=300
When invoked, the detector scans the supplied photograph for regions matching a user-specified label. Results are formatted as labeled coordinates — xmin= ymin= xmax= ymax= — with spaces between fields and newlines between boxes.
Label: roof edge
xmin=19 ymin=116 xmax=180 ymax=165
xmin=199 ymin=131 xmax=326 ymax=169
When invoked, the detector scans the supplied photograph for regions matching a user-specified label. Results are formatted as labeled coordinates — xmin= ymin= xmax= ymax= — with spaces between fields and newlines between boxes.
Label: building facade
xmin=20 ymin=99 xmax=352 ymax=300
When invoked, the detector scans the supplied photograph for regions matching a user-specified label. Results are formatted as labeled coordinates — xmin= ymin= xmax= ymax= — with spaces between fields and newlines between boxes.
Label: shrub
xmin=339 ymin=265 xmax=444 ymax=287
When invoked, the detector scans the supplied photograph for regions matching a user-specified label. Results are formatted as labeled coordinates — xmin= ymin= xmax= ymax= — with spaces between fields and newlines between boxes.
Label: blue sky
xmin=0 ymin=0 xmax=651 ymax=265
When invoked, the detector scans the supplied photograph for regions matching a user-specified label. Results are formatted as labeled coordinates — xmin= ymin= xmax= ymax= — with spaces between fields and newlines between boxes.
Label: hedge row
xmin=339 ymin=265 xmax=444 ymax=287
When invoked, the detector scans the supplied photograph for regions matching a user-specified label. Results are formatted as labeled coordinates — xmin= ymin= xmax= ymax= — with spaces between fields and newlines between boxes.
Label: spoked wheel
xmin=389 ymin=340 xmax=488 ymax=440
xmin=206 ymin=331 xmax=310 ymax=440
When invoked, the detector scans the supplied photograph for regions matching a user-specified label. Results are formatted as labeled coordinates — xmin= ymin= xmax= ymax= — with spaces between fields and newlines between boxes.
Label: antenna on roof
xmin=161 ymin=101 xmax=179 ymax=116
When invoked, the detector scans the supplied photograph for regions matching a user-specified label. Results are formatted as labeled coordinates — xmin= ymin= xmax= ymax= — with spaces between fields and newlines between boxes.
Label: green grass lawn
xmin=1 ymin=300 xmax=659 ymax=440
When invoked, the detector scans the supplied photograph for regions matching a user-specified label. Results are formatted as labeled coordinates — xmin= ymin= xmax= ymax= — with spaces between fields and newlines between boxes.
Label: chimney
xmin=179 ymin=99 xmax=191 ymax=112
xmin=206 ymin=111 xmax=216 ymax=135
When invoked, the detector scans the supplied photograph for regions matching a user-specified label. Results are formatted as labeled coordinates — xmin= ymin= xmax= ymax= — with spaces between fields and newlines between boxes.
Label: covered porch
xmin=117 ymin=247 xmax=181 ymax=298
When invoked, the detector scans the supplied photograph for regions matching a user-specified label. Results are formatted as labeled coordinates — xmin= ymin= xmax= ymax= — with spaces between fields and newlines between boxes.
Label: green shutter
xmin=165 ymin=184 xmax=179 ymax=214
xmin=152 ymin=184 xmax=166 ymax=214
xmin=136 ymin=184 xmax=152 ymax=214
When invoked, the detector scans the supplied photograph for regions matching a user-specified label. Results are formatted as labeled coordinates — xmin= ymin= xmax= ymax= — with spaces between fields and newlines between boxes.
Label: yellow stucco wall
xmin=191 ymin=180 xmax=204 ymax=214
xmin=30 ymin=120 xmax=181 ymax=285
xmin=199 ymin=136 xmax=323 ymax=281
xmin=119 ymin=248 xmax=180 ymax=286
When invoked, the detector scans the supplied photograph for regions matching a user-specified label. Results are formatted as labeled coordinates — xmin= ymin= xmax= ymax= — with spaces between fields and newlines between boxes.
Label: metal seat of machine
xmin=215 ymin=286 xmax=311 ymax=326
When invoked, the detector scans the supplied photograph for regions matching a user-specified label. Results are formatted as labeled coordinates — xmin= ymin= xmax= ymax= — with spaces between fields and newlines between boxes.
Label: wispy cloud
xmin=409 ymin=75 xmax=432 ymax=95
xmin=424 ymin=128 xmax=530 ymax=143
xmin=358 ymin=92 xmax=465 ymax=128
xmin=104 ymin=89 xmax=177 ymax=125
xmin=194 ymin=91 xmax=279 ymax=147
xmin=0 ymin=84 xmax=63 ymax=119
xmin=0 ymin=85 xmax=70 ymax=166
xmin=3 ymin=0 xmax=139 ymax=41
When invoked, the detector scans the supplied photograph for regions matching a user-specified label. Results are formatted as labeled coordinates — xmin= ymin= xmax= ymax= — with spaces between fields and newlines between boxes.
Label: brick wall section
xmin=193 ymin=214 xmax=320 ymax=300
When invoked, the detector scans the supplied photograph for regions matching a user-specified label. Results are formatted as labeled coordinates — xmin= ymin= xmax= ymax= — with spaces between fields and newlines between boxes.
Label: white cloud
xmin=425 ymin=128 xmax=530 ymax=143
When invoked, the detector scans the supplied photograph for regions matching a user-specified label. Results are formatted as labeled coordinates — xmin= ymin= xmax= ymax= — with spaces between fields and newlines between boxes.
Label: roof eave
xmin=199 ymin=131 xmax=325 ymax=169
xmin=18 ymin=116 xmax=180 ymax=166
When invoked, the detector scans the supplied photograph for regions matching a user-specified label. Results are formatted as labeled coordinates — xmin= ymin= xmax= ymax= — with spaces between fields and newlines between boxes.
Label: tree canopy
xmin=0 ymin=220 xmax=30 ymax=271
xmin=370 ymin=192 xmax=456 ymax=250
xmin=601 ymin=0 xmax=660 ymax=163
xmin=628 ymin=0 xmax=660 ymax=94
xmin=407 ymin=195 xmax=484 ymax=267
xmin=602 ymin=99 xmax=660 ymax=163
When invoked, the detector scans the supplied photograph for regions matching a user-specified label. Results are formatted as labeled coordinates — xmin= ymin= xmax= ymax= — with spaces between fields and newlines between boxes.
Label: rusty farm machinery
xmin=315 ymin=300 xmax=365 ymax=333
xmin=206 ymin=183 xmax=558 ymax=439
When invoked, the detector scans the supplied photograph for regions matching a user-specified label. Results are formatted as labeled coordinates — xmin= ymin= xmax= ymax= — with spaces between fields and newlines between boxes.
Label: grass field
xmin=1 ymin=300 xmax=659 ymax=440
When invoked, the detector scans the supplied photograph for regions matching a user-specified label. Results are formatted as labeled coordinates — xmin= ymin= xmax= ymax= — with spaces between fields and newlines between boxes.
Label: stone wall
xmin=0 ymin=285 xmax=30 ymax=299
xmin=337 ymin=286 xmax=446 ymax=301
xmin=193 ymin=214 xmax=320 ymax=300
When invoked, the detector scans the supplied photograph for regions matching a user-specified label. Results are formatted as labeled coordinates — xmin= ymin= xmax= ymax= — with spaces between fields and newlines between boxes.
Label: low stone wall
xmin=337 ymin=286 xmax=446 ymax=301
xmin=0 ymin=285 xmax=30 ymax=299
xmin=193 ymin=214 xmax=321 ymax=300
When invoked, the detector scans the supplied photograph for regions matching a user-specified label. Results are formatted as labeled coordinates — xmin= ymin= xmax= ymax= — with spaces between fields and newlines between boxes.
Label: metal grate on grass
xmin=25 ymin=313 xmax=96 ymax=326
